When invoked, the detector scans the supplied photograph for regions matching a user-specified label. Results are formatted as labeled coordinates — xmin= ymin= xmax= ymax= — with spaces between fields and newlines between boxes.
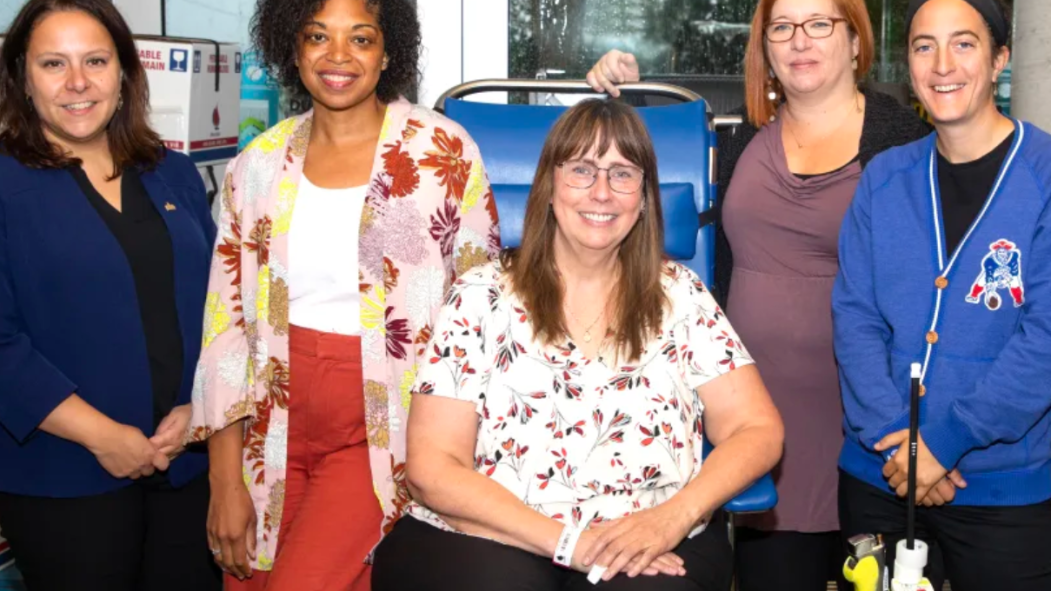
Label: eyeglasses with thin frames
xmin=558 ymin=160 xmax=645 ymax=194
xmin=764 ymin=17 xmax=847 ymax=43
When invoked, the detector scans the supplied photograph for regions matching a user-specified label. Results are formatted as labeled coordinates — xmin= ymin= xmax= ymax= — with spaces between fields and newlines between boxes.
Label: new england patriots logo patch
xmin=966 ymin=239 xmax=1025 ymax=310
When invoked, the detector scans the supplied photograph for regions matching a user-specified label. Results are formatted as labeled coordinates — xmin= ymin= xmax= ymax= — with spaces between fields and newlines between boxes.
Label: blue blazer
xmin=0 ymin=149 xmax=216 ymax=497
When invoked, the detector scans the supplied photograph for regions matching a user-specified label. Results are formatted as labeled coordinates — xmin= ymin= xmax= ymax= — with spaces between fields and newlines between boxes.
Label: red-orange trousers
xmin=225 ymin=325 xmax=383 ymax=591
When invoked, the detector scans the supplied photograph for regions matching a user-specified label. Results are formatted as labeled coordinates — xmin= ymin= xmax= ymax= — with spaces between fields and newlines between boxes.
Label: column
xmin=1011 ymin=0 xmax=1051 ymax=129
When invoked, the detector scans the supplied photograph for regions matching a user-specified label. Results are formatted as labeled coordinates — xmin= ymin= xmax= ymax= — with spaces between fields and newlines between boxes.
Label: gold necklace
xmin=567 ymin=298 xmax=609 ymax=340
xmin=566 ymin=306 xmax=604 ymax=343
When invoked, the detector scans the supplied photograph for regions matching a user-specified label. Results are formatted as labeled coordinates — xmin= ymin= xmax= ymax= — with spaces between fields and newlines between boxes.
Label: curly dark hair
xmin=251 ymin=0 xmax=420 ymax=103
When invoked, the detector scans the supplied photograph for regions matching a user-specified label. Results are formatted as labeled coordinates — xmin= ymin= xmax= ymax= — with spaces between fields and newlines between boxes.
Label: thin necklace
xmin=567 ymin=306 xmax=604 ymax=343
xmin=785 ymin=89 xmax=862 ymax=149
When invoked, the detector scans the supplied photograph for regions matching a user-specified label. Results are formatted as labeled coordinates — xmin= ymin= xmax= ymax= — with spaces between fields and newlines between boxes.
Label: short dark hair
xmin=0 ymin=0 xmax=163 ymax=175
xmin=251 ymin=0 xmax=421 ymax=104
xmin=991 ymin=0 xmax=1012 ymax=54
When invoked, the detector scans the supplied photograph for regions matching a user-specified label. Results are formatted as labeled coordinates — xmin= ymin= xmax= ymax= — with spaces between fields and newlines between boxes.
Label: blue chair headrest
xmin=444 ymin=98 xmax=714 ymax=283
xmin=493 ymin=183 xmax=698 ymax=260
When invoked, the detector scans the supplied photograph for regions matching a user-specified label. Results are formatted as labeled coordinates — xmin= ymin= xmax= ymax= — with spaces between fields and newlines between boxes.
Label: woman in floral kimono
xmin=187 ymin=0 xmax=500 ymax=589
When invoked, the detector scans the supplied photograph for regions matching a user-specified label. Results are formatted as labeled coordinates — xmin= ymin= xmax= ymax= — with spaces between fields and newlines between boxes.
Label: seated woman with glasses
xmin=587 ymin=2 xmax=930 ymax=589
xmin=371 ymin=98 xmax=783 ymax=591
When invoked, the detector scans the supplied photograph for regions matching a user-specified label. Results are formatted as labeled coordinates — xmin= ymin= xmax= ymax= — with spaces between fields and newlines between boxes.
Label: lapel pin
xmin=164 ymin=202 xmax=177 ymax=212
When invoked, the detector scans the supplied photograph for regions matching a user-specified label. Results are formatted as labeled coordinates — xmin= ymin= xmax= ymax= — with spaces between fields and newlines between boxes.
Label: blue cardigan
xmin=0 ymin=149 xmax=216 ymax=497
xmin=834 ymin=120 xmax=1051 ymax=506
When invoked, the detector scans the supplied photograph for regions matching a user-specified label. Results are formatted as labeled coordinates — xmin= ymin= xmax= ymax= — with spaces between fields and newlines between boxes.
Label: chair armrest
xmin=723 ymin=473 xmax=777 ymax=515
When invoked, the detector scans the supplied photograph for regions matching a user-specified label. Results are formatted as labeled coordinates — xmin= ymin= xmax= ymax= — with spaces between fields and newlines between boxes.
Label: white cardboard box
xmin=135 ymin=37 xmax=241 ymax=167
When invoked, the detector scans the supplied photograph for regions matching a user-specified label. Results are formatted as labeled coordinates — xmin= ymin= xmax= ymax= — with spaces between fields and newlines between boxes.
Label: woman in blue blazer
xmin=0 ymin=1 xmax=220 ymax=589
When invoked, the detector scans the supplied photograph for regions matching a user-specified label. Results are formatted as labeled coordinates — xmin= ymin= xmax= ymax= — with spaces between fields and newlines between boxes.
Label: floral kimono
xmin=187 ymin=97 xmax=501 ymax=570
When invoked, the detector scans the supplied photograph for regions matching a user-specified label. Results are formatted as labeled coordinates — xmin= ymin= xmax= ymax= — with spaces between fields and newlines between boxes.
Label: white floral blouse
xmin=406 ymin=260 xmax=754 ymax=533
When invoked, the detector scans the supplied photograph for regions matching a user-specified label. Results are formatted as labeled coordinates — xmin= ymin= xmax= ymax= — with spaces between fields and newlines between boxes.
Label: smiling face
xmin=765 ymin=0 xmax=859 ymax=98
xmin=551 ymin=142 xmax=645 ymax=262
xmin=908 ymin=0 xmax=1007 ymax=128
xmin=24 ymin=9 xmax=122 ymax=151
xmin=296 ymin=0 xmax=386 ymax=112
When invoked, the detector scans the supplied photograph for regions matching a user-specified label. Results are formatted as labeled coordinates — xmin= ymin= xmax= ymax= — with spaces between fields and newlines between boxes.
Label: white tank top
xmin=288 ymin=175 xmax=367 ymax=335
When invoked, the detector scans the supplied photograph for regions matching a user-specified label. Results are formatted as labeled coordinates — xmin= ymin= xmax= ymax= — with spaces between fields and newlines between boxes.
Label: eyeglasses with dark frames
xmin=764 ymin=17 xmax=848 ymax=43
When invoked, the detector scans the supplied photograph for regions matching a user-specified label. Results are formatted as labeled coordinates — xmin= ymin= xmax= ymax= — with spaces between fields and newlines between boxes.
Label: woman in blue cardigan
xmin=0 ymin=1 xmax=219 ymax=589
xmin=833 ymin=0 xmax=1051 ymax=588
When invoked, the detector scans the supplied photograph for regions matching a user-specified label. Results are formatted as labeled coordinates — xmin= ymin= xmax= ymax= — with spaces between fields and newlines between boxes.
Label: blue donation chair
xmin=436 ymin=80 xmax=777 ymax=575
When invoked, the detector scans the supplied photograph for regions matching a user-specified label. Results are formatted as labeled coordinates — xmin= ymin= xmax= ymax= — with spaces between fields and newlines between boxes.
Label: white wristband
xmin=553 ymin=524 xmax=583 ymax=568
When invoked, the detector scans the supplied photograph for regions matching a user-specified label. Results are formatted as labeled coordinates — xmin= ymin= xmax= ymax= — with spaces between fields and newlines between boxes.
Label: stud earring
xmin=116 ymin=92 xmax=124 ymax=111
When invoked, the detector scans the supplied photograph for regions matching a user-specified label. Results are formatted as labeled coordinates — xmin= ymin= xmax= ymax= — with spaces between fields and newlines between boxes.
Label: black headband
xmin=906 ymin=0 xmax=1010 ymax=47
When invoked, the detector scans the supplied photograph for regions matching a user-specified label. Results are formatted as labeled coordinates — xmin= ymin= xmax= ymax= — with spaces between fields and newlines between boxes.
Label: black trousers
xmin=0 ymin=472 xmax=220 ymax=591
xmin=736 ymin=528 xmax=849 ymax=591
xmin=839 ymin=471 xmax=1051 ymax=591
xmin=373 ymin=515 xmax=733 ymax=591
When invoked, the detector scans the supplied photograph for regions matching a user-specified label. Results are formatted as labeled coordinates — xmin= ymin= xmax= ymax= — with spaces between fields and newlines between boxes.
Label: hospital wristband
xmin=553 ymin=524 xmax=583 ymax=568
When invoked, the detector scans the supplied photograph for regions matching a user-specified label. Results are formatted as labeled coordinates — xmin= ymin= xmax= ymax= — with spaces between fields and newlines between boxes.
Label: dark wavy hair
xmin=251 ymin=0 xmax=421 ymax=103
xmin=0 ymin=0 xmax=163 ymax=176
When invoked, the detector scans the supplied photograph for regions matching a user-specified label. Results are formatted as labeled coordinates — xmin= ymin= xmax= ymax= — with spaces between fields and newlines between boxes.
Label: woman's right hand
xmin=573 ymin=527 xmax=686 ymax=578
xmin=586 ymin=50 xmax=640 ymax=98
xmin=207 ymin=476 xmax=257 ymax=580
xmin=88 ymin=421 xmax=168 ymax=479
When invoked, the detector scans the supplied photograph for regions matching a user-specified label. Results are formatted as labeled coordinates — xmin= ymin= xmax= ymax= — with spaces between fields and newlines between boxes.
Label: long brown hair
xmin=500 ymin=99 xmax=668 ymax=363
xmin=744 ymin=0 xmax=875 ymax=128
xmin=0 ymin=0 xmax=163 ymax=176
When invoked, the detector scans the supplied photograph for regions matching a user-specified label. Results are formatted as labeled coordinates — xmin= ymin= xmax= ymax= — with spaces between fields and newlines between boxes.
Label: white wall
xmin=113 ymin=0 xmax=162 ymax=35
xmin=113 ymin=0 xmax=247 ymax=43
xmin=418 ymin=0 xmax=509 ymax=109
xmin=1 ymin=0 xmax=24 ymax=31
xmin=166 ymin=0 xmax=253 ymax=46
xmin=417 ymin=0 xmax=462 ymax=109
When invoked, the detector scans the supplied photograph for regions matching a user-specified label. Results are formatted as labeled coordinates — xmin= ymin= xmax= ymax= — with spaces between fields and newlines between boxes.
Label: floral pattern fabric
xmin=187 ymin=98 xmax=500 ymax=570
xmin=406 ymin=260 xmax=753 ymax=533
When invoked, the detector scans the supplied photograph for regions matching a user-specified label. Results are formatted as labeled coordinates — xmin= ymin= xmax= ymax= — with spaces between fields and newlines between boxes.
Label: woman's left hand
xmin=582 ymin=503 xmax=696 ymax=581
xmin=876 ymin=429 xmax=949 ymax=501
xmin=150 ymin=404 xmax=192 ymax=460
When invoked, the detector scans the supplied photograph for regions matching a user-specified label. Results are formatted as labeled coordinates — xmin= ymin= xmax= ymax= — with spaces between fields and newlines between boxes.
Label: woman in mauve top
xmin=588 ymin=0 xmax=928 ymax=588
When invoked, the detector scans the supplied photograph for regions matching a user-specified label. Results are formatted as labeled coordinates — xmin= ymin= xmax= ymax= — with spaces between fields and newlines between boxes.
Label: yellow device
xmin=843 ymin=533 xmax=886 ymax=591
xmin=844 ymin=555 xmax=882 ymax=591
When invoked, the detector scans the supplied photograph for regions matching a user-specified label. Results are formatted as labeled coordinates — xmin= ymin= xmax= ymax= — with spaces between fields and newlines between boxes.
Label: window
xmin=509 ymin=0 xmax=915 ymax=84
xmin=510 ymin=0 xmax=756 ymax=79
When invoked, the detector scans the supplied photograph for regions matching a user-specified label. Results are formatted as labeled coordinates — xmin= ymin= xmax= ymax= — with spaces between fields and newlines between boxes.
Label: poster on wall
xmin=238 ymin=51 xmax=279 ymax=151
xmin=239 ymin=51 xmax=312 ymax=151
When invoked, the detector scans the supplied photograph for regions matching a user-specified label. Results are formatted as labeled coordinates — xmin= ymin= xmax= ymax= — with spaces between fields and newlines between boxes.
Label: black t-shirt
xmin=938 ymin=132 xmax=1015 ymax=255
xmin=71 ymin=166 xmax=184 ymax=429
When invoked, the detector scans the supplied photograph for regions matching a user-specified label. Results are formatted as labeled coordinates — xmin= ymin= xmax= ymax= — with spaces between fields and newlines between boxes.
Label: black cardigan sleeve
xmin=712 ymin=106 xmax=758 ymax=307
xmin=710 ymin=89 xmax=930 ymax=308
